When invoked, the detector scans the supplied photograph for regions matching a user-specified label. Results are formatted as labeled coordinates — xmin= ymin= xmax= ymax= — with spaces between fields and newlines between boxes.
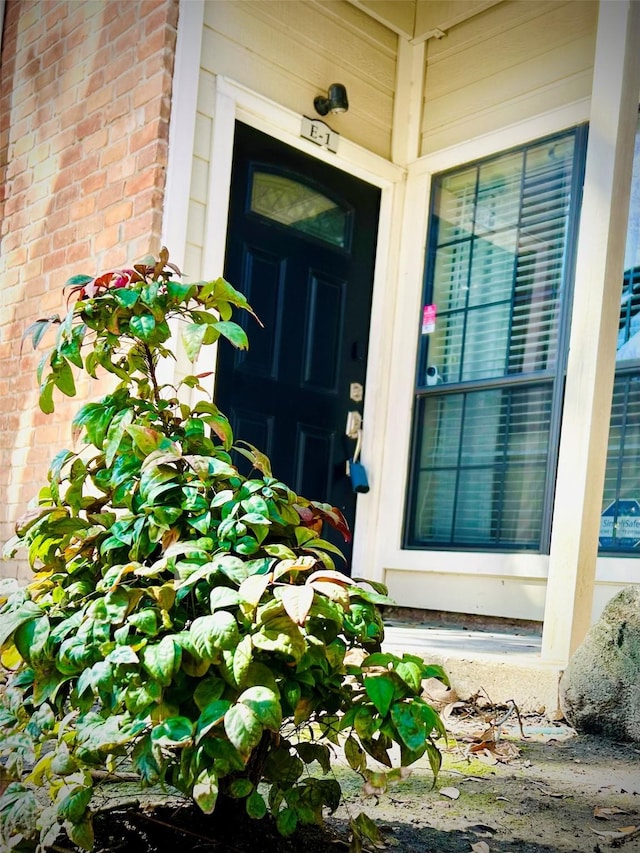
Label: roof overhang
xmin=346 ymin=0 xmax=503 ymax=43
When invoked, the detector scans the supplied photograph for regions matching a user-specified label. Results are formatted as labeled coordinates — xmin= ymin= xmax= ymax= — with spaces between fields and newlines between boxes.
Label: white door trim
xmin=162 ymin=0 xmax=205 ymax=273
xmin=158 ymin=0 xmax=205 ymax=388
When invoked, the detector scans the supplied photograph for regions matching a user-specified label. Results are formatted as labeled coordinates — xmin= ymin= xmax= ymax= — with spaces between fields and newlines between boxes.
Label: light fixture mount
xmin=314 ymin=83 xmax=349 ymax=116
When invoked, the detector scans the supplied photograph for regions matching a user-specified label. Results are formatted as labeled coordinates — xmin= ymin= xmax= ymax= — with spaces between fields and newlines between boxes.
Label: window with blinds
xmin=405 ymin=128 xmax=586 ymax=551
xmin=600 ymin=115 xmax=640 ymax=554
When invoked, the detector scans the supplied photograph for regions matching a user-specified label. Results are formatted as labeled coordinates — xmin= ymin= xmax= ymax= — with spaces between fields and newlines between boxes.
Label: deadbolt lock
xmin=349 ymin=382 xmax=364 ymax=402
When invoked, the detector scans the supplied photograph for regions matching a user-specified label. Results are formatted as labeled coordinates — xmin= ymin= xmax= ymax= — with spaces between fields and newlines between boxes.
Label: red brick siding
xmin=0 ymin=0 xmax=179 ymax=580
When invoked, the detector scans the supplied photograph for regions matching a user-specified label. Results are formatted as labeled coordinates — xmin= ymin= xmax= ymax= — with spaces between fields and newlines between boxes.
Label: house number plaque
xmin=300 ymin=116 xmax=339 ymax=153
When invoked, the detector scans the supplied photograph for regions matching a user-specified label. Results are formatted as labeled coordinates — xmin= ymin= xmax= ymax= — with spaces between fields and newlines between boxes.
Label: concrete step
xmin=381 ymin=617 xmax=564 ymax=718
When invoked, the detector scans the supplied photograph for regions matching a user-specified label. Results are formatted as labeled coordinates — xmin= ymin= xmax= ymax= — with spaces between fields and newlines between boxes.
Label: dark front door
xmin=215 ymin=122 xmax=380 ymax=565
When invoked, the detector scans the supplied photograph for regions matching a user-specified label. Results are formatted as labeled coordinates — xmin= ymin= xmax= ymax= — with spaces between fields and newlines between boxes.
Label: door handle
xmin=345 ymin=410 xmax=362 ymax=439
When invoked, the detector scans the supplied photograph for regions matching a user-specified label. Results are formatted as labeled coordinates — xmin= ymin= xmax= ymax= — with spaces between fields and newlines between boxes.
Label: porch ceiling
xmin=346 ymin=0 xmax=503 ymax=42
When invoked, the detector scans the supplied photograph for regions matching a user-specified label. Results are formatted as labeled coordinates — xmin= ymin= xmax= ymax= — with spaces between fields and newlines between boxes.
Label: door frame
xmin=206 ymin=76 xmax=405 ymax=578
xmin=167 ymin=63 xmax=405 ymax=578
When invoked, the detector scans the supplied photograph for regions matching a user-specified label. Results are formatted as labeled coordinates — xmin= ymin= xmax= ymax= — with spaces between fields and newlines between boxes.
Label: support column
xmin=542 ymin=0 xmax=640 ymax=662
xmin=391 ymin=38 xmax=425 ymax=167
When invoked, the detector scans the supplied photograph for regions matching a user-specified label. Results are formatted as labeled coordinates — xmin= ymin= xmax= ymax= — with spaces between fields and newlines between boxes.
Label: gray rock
xmin=559 ymin=586 xmax=640 ymax=742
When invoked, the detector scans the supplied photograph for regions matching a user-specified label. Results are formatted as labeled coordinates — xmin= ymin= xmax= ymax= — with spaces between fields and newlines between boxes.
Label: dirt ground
xmin=64 ymin=703 xmax=640 ymax=853
xmin=328 ymin=709 xmax=640 ymax=853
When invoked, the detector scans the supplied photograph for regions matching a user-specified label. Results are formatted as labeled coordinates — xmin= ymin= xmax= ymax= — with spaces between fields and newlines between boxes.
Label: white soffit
xmin=346 ymin=0 xmax=503 ymax=43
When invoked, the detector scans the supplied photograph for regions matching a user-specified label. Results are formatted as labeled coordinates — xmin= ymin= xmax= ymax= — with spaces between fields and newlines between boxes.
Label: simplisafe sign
xmin=599 ymin=499 xmax=640 ymax=549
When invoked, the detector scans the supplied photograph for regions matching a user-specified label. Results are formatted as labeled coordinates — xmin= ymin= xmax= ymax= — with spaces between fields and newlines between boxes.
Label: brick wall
xmin=0 ymin=0 xmax=179 ymax=580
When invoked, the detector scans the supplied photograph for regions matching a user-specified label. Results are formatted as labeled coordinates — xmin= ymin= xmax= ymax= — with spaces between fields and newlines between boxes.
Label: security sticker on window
xmin=422 ymin=304 xmax=437 ymax=335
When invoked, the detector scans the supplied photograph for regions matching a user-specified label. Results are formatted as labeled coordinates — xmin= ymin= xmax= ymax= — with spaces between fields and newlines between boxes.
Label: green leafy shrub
xmin=0 ymin=249 xmax=447 ymax=852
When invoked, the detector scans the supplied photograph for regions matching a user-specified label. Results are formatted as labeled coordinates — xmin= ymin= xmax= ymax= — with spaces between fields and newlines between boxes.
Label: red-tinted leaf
xmin=294 ymin=502 xmax=352 ymax=542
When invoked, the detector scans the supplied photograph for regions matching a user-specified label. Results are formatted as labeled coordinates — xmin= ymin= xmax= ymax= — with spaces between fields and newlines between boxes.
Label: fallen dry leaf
xmin=470 ymin=843 xmax=491 ymax=853
xmin=468 ymin=730 xmax=493 ymax=743
xmin=439 ymin=786 xmax=460 ymax=800
xmin=442 ymin=701 xmax=471 ymax=725
xmin=466 ymin=736 xmax=520 ymax=764
xmin=422 ymin=676 xmax=458 ymax=709
xmin=474 ymin=749 xmax=499 ymax=766
xmin=591 ymin=825 xmax=639 ymax=839
xmin=533 ymin=783 xmax=566 ymax=799
xmin=594 ymin=806 xmax=630 ymax=820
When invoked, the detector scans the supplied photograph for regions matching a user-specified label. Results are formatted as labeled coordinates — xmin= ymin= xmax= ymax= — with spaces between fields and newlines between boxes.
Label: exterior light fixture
xmin=313 ymin=83 xmax=349 ymax=116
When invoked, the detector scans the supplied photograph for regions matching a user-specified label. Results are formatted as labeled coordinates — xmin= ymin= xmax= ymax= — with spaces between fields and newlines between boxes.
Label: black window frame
xmin=404 ymin=125 xmax=588 ymax=553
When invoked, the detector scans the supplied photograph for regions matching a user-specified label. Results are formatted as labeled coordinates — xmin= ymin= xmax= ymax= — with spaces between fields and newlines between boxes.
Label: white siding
xmin=386 ymin=569 xmax=548 ymax=621
xmin=421 ymin=0 xmax=598 ymax=155
xmin=200 ymin=0 xmax=397 ymax=159
xmin=184 ymin=0 xmax=399 ymax=287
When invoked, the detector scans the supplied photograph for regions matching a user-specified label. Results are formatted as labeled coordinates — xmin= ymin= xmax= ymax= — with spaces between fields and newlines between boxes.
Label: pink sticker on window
xmin=422 ymin=304 xmax=437 ymax=334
